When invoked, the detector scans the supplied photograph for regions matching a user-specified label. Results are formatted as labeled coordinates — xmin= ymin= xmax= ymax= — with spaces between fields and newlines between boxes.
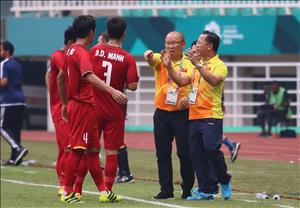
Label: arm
xmin=195 ymin=65 xmax=223 ymax=86
xmin=161 ymin=49 xmax=191 ymax=87
xmin=57 ymin=70 xmax=68 ymax=120
xmin=126 ymin=82 xmax=138 ymax=91
xmin=45 ymin=69 xmax=50 ymax=92
xmin=84 ymin=72 xmax=128 ymax=104
xmin=281 ymin=90 xmax=289 ymax=108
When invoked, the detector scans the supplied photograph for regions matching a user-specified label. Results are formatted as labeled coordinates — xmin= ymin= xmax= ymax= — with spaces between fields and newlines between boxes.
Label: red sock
xmin=56 ymin=150 xmax=63 ymax=186
xmin=64 ymin=151 xmax=82 ymax=195
xmin=105 ymin=154 xmax=118 ymax=191
xmin=87 ymin=152 xmax=107 ymax=192
xmin=58 ymin=151 xmax=70 ymax=187
xmin=74 ymin=154 xmax=88 ymax=194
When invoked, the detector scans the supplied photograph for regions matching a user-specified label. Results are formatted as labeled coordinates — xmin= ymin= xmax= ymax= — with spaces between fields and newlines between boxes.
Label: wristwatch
xmin=195 ymin=63 xmax=203 ymax=69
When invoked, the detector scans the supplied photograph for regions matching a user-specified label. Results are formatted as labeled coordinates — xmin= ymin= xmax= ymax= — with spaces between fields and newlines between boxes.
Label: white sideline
xmin=1 ymin=178 xmax=296 ymax=208
xmin=1 ymin=178 xmax=195 ymax=208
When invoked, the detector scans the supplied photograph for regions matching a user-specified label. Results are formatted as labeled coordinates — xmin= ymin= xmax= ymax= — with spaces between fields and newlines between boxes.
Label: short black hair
xmin=72 ymin=15 xmax=96 ymax=38
xmin=106 ymin=17 xmax=127 ymax=39
xmin=64 ymin=26 xmax=76 ymax=44
xmin=202 ymin=30 xmax=220 ymax=53
xmin=190 ymin=40 xmax=197 ymax=48
xmin=1 ymin=41 xmax=14 ymax=55
xmin=271 ymin=80 xmax=279 ymax=86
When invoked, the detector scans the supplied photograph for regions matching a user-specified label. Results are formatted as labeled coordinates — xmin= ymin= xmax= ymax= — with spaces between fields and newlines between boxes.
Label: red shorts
xmin=53 ymin=118 xmax=70 ymax=152
xmin=97 ymin=115 xmax=125 ymax=150
xmin=67 ymin=100 xmax=99 ymax=150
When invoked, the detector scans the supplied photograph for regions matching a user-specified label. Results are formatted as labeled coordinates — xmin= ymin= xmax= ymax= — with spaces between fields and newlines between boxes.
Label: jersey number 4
xmin=102 ymin=60 xmax=112 ymax=85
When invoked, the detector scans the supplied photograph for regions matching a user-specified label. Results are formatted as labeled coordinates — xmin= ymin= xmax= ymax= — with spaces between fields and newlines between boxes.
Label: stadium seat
xmin=277 ymin=8 xmax=286 ymax=15
xmin=225 ymin=8 xmax=239 ymax=16
xmin=131 ymin=9 xmax=146 ymax=17
xmin=157 ymin=9 xmax=172 ymax=16
xmin=122 ymin=9 xmax=132 ymax=17
xmin=291 ymin=8 xmax=300 ymax=16
xmin=264 ymin=8 xmax=277 ymax=16
xmin=240 ymin=8 xmax=253 ymax=16
xmin=192 ymin=8 xmax=220 ymax=16
xmin=192 ymin=8 xmax=211 ymax=16
xmin=172 ymin=9 xmax=187 ymax=17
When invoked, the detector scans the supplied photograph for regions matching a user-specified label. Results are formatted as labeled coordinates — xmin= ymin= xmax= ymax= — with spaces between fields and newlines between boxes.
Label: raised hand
xmin=144 ymin=50 xmax=153 ymax=61
xmin=160 ymin=49 xmax=172 ymax=69
xmin=185 ymin=48 xmax=200 ymax=66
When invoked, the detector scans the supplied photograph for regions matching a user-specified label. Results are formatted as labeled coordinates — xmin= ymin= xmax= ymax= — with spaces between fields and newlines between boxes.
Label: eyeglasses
xmin=165 ymin=40 xmax=184 ymax=46
xmin=197 ymin=41 xmax=209 ymax=45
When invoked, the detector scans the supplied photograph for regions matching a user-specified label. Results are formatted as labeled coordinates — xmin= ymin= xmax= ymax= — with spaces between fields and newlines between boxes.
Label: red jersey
xmin=90 ymin=44 xmax=139 ymax=118
xmin=49 ymin=50 xmax=66 ymax=121
xmin=66 ymin=43 xmax=94 ymax=106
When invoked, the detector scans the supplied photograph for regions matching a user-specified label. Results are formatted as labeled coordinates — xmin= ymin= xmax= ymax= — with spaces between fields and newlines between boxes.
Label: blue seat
xmin=158 ymin=9 xmax=172 ymax=16
xmin=192 ymin=8 xmax=220 ymax=16
xmin=240 ymin=8 xmax=253 ymax=16
xmin=172 ymin=9 xmax=187 ymax=17
xmin=122 ymin=9 xmax=132 ymax=17
xmin=291 ymin=8 xmax=300 ymax=16
xmin=225 ymin=8 xmax=239 ymax=16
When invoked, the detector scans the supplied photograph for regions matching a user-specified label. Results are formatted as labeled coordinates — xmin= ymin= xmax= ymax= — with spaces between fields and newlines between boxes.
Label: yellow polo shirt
xmin=151 ymin=53 xmax=193 ymax=111
xmin=189 ymin=55 xmax=227 ymax=120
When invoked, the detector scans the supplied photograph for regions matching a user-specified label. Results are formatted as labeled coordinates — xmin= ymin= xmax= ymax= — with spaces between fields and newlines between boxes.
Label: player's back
xmin=66 ymin=43 xmax=94 ymax=106
xmin=49 ymin=50 xmax=66 ymax=121
xmin=90 ymin=43 xmax=138 ymax=119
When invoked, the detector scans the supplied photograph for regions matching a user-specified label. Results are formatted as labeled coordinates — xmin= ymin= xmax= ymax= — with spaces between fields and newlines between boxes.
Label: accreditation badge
xmin=165 ymin=87 xmax=178 ymax=105
xmin=189 ymin=87 xmax=198 ymax=104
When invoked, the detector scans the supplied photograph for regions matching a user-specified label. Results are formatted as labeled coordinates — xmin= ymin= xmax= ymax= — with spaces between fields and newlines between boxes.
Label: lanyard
xmin=168 ymin=59 xmax=183 ymax=88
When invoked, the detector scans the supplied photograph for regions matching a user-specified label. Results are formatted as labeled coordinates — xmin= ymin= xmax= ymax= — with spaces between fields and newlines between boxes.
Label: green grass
xmin=1 ymin=140 xmax=300 ymax=208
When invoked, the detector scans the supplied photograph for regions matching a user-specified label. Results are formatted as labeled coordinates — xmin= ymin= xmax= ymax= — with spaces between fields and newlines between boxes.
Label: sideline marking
xmin=1 ymin=179 xmax=195 ymax=208
xmin=1 ymin=178 xmax=296 ymax=208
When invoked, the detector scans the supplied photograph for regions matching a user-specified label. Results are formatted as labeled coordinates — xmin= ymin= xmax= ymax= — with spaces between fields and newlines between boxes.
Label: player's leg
xmin=0 ymin=106 xmax=27 ymax=165
xmin=103 ymin=117 xmax=125 ymax=190
xmin=115 ymin=144 xmax=134 ymax=183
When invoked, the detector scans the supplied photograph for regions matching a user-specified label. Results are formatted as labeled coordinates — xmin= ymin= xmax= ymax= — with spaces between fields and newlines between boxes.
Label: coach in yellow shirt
xmin=144 ymin=31 xmax=194 ymax=200
xmin=163 ymin=31 xmax=232 ymax=200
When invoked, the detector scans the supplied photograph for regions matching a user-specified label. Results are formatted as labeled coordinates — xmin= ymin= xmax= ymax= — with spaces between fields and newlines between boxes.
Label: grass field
xmin=1 ymin=139 xmax=300 ymax=208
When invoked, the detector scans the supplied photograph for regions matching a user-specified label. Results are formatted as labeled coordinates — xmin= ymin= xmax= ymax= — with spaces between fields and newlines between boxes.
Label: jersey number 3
xmin=102 ymin=60 xmax=112 ymax=85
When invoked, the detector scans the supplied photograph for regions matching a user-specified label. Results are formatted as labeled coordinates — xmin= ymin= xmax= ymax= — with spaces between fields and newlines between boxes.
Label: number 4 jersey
xmin=90 ymin=43 xmax=139 ymax=119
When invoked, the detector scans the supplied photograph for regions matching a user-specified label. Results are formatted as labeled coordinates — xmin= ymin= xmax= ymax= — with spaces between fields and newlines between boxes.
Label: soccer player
xmin=164 ymin=31 xmax=232 ymax=200
xmin=90 ymin=16 xmax=139 ymax=190
xmin=58 ymin=15 xmax=127 ymax=203
xmin=45 ymin=26 xmax=75 ymax=196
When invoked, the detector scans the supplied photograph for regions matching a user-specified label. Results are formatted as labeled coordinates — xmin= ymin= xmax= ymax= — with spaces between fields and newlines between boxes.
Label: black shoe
xmin=181 ymin=190 xmax=191 ymax=199
xmin=115 ymin=174 xmax=134 ymax=183
xmin=153 ymin=192 xmax=174 ymax=200
xmin=14 ymin=148 xmax=28 ymax=166
xmin=3 ymin=160 xmax=15 ymax=166
xmin=231 ymin=142 xmax=241 ymax=163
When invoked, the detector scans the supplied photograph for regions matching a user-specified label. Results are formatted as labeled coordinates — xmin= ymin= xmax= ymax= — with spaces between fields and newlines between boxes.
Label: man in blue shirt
xmin=0 ymin=41 xmax=28 ymax=165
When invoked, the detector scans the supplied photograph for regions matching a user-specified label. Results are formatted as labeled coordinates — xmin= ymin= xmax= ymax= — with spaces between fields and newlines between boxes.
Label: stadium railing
xmin=124 ymin=61 xmax=300 ymax=128
xmin=11 ymin=0 xmax=300 ymax=17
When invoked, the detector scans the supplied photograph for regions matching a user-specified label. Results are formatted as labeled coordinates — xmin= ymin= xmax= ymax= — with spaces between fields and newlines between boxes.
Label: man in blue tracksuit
xmin=1 ymin=41 xmax=28 ymax=165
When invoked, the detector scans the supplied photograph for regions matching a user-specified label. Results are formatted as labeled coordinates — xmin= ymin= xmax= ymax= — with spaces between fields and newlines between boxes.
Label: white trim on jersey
xmin=0 ymin=58 xmax=9 ymax=78
xmin=0 ymin=106 xmax=4 ymax=127
xmin=0 ymin=103 xmax=26 ymax=107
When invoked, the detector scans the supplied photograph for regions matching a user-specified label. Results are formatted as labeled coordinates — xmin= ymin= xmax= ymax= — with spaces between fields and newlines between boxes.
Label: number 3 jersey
xmin=90 ymin=43 xmax=139 ymax=119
